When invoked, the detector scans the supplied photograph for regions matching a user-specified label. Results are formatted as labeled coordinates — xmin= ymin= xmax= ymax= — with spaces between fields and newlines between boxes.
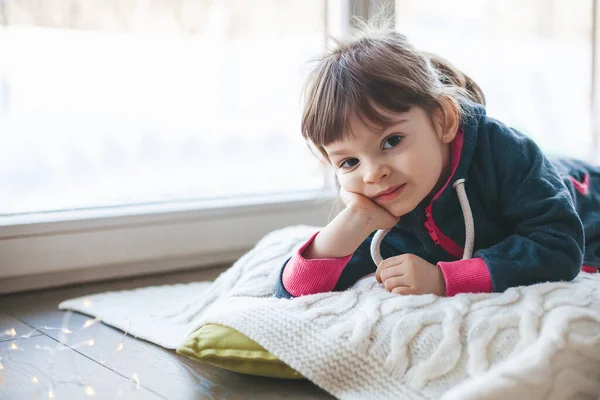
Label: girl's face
xmin=324 ymin=105 xmax=456 ymax=217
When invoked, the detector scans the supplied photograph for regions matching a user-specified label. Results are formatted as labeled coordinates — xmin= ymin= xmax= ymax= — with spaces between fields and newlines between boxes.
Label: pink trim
xmin=438 ymin=258 xmax=493 ymax=296
xmin=424 ymin=220 xmax=463 ymax=259
xmin=433 ymin=131 xmax=464 ymax=202
xmin=424 ymin=131 xmax=465 ymax=258
xmin=581 ymin=265 xmax=598 ymax=273
xmin=569 ymin=173 xmax=590 ymax=196
xmin=282 ymin=232 xmax=353 ymax=296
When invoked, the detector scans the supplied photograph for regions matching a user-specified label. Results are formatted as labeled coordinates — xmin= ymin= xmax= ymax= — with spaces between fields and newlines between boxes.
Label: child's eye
xmin=383 ymin=135 xmax=402 ymax=149
xmin=339 ymin=158 xmax=359 ymax=169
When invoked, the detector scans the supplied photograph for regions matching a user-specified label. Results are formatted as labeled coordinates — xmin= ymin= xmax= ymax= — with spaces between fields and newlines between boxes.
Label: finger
xmin=339 ymin=188 xmax=362 ymax=206
xmin=382 ymin=276 xmax=409 ymax=292
xmin=391 ymin=286 xmax=417 ymax=295
xmin=375 ymin=263 xmax=384 ymax=283
xmin=338 ymin=188 xmax=351 ymax=206
xmin=378 ymin=255 xmax=405 ymax=270
xmin=379 ymin=266 xmax=405 ymax=283
xmin=376 ymin=257 xmax=404 ymax=283
xmin=375 ymin=264 xmax=392 ymax=283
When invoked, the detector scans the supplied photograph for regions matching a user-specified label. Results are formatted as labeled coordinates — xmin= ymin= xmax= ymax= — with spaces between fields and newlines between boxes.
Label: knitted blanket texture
xmin=59 ymin=225 xmax=600 ymax=399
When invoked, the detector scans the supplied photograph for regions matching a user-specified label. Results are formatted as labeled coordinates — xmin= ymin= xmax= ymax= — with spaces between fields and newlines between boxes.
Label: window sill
xmin=0 ymin=191 xmax=335 ymax=294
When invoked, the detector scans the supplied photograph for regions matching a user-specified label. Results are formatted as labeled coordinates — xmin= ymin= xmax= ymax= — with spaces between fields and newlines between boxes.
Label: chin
xmin=387 ymin=199 xmax=419 ymax=217
xmin=386 ymin=204 xmax=411 ymax=218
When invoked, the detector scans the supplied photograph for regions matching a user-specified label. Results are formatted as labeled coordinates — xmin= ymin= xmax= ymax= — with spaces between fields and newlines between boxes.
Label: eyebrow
xmin=381 ymin=117 xmax=410 ymax=133
xmin=327 ymin=149 xmax=348 ymax=158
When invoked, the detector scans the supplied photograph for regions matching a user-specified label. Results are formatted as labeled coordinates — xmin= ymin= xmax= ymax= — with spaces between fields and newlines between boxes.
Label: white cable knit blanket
xmin=59 ymin=225 xmax=600 ymax=399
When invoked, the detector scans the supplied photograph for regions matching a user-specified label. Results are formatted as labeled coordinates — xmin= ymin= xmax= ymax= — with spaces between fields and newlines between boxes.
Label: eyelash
xmin=338 ymin=135 xmax=403 ymax=169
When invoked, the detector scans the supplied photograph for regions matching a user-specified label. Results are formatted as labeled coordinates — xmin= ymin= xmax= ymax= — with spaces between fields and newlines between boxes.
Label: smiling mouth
xmin=373 ymin=184 xmax=406 ymax=201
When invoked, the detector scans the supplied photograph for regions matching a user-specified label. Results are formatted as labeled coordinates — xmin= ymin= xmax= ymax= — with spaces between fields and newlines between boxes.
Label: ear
xmin=435 ymin=96 xmax=460 ymax=144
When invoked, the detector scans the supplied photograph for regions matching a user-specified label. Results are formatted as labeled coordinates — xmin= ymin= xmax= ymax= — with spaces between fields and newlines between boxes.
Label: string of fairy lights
xmin=0 ymin=297 xmax=231 ymax=399
xmin=0 ymin=298 xmax=140 ymax=398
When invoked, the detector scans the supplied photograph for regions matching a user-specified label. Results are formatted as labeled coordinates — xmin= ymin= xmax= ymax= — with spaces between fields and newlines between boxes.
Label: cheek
xmin=336 ymin=172 xmax=361 ymax=191
xmin=403 ymin=148 xmax=443 ymax=182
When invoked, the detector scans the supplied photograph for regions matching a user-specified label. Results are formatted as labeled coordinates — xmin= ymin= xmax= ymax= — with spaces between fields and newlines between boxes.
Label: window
xmin=395 ymin=0 xmax=594 ymax=160
xmin=0 ymin=0 xmax=335 ymax=292
xmin=0 ymin=0 xmax=328 ymax=215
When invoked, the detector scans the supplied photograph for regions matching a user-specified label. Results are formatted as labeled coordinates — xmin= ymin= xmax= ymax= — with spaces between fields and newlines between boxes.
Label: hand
xmin=375 ymin=254 xmax=446 ymax=296
xmin=339 ymin=188 xmax=400 ymax=231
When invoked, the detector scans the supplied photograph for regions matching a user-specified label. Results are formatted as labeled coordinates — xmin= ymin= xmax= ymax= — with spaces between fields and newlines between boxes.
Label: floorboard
xmin=0 ymin=265 xmax=333 ymax=399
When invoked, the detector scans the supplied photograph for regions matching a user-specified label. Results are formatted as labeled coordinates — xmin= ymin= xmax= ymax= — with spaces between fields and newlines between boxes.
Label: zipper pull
xmin=424 ymin=221 xmax=440 ymax=244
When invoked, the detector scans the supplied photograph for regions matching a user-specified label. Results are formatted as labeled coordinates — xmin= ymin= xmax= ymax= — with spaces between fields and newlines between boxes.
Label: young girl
xmin=274 ymin=27 xmax=599 ymax=299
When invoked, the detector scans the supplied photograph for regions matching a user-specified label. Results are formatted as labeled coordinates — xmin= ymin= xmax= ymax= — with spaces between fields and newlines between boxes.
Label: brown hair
xmin=302 ymin=28 xmax=485 ymax=160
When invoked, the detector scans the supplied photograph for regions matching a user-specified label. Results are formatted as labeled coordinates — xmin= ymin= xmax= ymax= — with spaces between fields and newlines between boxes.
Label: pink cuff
xmin=438 ymin=258 xmax=493 ymax=296
xmin=282 ymin=231 xmax=353 ymax=297
xmin=582 ymin=265 xmax=598 ymax=273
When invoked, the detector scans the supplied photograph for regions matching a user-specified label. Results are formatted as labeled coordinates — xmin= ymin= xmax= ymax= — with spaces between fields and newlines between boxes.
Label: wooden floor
xmin=0 ymin=265 xmax=333 ymax=399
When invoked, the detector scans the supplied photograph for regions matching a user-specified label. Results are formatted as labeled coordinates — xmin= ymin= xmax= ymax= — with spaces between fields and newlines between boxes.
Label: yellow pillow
xmin=176 ymin=323 xmax=303 ymax=379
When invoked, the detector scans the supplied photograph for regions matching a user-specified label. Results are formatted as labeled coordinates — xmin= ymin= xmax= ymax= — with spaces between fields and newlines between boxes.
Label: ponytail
xmin=424 ymin=52 xmax=486 ymax=106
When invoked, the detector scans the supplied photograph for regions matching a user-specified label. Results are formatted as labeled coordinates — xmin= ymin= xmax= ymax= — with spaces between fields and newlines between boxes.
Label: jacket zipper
xmin=424 ymin=205 xmax=463 ymax=259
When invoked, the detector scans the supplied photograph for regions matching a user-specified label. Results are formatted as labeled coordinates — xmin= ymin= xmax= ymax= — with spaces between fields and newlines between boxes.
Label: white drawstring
xmin=370 ymin=228 xmax=389 ymax=266
xmin=370 ymin=179 xmax=475 ymax=265
xmin=452 ymin=179 xmax=474 ymax=260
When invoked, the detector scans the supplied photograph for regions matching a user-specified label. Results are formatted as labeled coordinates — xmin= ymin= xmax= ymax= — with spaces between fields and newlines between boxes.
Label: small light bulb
xmin=85 ymin=386 xmax=95 ymax=396
xmin=48 ymin=390 xmax=55 ymax=399
xmin=7 ymin=328 xmax=16 ymax=337
xmin=83 ymin=299 xmax=92 ymax=307
xmin=32 ymin=376 xmax=39 ymax=383
xmin=87 ymin=338 xmax=95 ymax=346
xmin=132 ymin=373 xmax=140 ymax=389
xmin=62 ymin=328 xmax=72 ymax=334
xmin=0 ymin=362 xmax=4 ymax=370
xmin=10 ymin=342 xmax=18 ymax=350
xmin=82 ymin=319 xmax=97 ymax=329
xmin=116 ymin=343 xmax=123 ymax=351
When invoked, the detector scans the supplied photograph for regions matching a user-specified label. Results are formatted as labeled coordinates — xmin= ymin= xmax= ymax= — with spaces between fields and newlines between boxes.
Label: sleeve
xmin=439 ymin=125 xmax=584 ymax=295
xmin=273 ymin=231 xmax=384 ymax=298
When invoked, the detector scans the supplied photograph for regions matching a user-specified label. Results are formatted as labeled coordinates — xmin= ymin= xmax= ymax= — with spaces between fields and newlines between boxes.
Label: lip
xmin=373 ymin=184 xmax=406 ymax=202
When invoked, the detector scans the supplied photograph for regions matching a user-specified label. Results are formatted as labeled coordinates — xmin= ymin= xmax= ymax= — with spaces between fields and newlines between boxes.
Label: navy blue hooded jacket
xmin=275 ymin=102 xmax=598 ymax=299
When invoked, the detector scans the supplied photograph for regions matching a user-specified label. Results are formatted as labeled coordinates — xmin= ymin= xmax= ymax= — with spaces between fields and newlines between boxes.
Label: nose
xmin=363 ymin=161 xmax=391 ymax=184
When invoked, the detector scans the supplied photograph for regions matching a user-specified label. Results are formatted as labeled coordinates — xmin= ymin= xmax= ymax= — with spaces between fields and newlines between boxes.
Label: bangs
xmin=301 ymin=56 xmax=427 ymax=149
